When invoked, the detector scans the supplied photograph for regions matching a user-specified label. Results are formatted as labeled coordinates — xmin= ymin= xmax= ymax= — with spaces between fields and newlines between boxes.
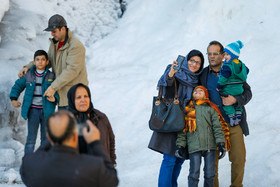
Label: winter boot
xmin=235 ymin=110 xmax=242 ymax=125
xmin=229 ymin=114 xmax=237 ymax=127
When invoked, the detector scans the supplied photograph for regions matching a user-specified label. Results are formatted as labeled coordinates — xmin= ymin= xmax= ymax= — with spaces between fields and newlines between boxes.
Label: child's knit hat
xmin=193 ymin=85 xmax=209 ymax=99
xmin=224 ymin=40 xmax=244 ymax=61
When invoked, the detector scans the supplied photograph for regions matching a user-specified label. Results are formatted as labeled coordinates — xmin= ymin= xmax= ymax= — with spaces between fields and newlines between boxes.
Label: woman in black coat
xmin=148 ymin=50 xmax=204 ymax=187
xmin=67 ymin=83 xmax=116 ymax=165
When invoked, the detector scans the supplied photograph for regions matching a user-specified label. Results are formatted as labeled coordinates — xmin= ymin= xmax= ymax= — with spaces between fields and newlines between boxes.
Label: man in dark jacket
xmin=200 ymin=41 xmax=252 ymax=187
xmin=20 ymin=110 xmax=118 ymax=187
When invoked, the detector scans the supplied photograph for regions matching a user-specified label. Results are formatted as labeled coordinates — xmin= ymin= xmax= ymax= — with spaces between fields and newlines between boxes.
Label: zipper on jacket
xmin=207 ymin=126 xmax=210 ymax=152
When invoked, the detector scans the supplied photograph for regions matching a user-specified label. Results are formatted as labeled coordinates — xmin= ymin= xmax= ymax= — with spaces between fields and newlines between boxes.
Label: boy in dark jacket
xmin=175 ymin=86 xmax=229 ymax=187
xmin=10 ymin=50 xmax=59 ymax=154
xmin=217 ymin=40 xmax=249 ymax=126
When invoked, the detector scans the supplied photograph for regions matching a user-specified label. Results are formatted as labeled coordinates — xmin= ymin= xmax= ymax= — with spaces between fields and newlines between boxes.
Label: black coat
xmin=200 ymin=66 xmax=252 ymax=136
xmin=20 ymin=141 xmax=118 ymax=187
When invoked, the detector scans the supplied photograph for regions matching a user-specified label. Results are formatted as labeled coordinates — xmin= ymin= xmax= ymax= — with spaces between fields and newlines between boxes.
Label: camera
xmin=77 ymin=123 xmax=89 ymax=135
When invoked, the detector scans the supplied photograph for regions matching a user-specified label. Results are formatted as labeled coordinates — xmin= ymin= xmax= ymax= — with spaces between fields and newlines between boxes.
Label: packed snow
xmin=0 ymin=0 xmax=279 ymax=186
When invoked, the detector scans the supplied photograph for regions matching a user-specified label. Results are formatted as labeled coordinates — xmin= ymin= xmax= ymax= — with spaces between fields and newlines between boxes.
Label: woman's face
xmin=188 ymin=56 xmax=201 ymax=73
xmin=75 ymin=86 xmax=90 ymax=112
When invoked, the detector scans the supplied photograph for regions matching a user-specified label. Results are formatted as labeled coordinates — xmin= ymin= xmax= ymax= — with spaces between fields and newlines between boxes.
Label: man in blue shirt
xmin=200 ymin=41 xmax=252 ymax=187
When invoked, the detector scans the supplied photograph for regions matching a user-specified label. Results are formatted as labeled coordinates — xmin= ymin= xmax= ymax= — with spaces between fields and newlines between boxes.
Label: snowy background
xmin=0 ymin=0 xmax=279 ymax=186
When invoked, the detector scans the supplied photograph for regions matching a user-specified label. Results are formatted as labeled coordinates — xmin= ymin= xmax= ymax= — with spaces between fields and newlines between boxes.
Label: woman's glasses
xmin=188 ymin=59 xmax=201 ymax=65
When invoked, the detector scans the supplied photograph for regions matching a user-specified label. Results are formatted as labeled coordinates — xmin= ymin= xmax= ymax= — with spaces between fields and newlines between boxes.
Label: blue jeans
xmin=158 ymin=153 xmax=185 ymax=187
xmin=188 ymin=150 xmax=216 ymax=187
xmin=24 ymin=108 xmax=47 ymax=154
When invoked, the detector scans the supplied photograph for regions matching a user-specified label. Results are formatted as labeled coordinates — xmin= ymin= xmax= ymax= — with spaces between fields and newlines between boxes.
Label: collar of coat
xmin=50 ymin=29 xmax=73 ymax=50
xmin=51 ymin=144 xmax=79 ymax=154
xmin=30 ymin=65 xmax=50 ymax=76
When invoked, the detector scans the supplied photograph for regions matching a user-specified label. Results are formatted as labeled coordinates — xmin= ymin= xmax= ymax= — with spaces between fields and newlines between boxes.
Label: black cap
xmin=44 ymin=14 xmax=67 ymax=31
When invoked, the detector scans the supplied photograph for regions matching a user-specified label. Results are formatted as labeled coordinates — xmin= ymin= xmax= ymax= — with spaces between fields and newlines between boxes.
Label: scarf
xmin=184 ymin=86 xmax=231 ymax=151
xmin=67 ymin=83 xmax=99 ymax=125
xmin=157 ymin=50 xmax=204 ymax=106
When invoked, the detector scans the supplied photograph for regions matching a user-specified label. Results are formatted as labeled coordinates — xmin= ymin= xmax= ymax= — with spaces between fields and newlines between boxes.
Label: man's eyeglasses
xmin=206 ymin=52 xmax=221 ymax=56
xmin=188 ymin=59 xmax=201 ymax=65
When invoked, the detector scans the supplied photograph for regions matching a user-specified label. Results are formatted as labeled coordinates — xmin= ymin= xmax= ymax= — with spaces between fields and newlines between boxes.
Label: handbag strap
xmin=158 ymin=78 xmax=179 ymax=99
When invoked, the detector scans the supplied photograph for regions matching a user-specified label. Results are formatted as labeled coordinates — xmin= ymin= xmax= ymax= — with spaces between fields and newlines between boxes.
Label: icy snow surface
xmin=0 ymin=0 xmax=279 ymax=186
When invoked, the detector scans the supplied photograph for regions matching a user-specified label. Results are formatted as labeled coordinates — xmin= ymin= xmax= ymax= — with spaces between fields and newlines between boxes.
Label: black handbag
xmin=149 ymin=81 xmax=185 ymax=132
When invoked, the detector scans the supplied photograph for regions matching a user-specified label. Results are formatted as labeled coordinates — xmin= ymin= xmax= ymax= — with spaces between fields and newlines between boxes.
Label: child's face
xmin=224 ymin=52 xmax=231 ymax=62
xmin=193 ymin=88 xmax=206 ymax=100
xmin=33 ymin=55 xmax=49 ymax=71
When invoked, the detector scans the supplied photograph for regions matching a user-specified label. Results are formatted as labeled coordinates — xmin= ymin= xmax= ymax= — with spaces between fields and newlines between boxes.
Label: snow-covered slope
xmin=0 ymin=0 xmax=121 ymax=184
xmin=0 ymin=0 xmax=279 ymax=186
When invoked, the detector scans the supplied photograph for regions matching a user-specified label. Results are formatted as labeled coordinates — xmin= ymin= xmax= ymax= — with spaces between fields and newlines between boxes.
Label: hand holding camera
xmin=169 ymin=55 xmax=185 ymax=77
xmin=81 ymin=120 xmax=100 ymax=144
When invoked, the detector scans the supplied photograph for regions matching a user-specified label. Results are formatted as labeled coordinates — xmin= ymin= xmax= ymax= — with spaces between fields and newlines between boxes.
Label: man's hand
xmin=12 ymin=100 xmax=21 ymax=108
xmin=222 ymin=95 xmax=237 ymax=106
xmin=46 ymin=95 xmax=55 ymax=102
xmin=18 ymin=67 xmax=29 ymax=78
xmin=43 ymin=86 xmax=55 ymax=98
xmin=83 ymin=120 xmax=100 ymax=144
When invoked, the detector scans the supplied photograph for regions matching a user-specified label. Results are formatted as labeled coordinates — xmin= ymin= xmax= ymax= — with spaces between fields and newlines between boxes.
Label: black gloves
xmin=175 ymin=146 xmax=185 ymax=159
xmin=217 ymin=143 xmax=226 ymax=159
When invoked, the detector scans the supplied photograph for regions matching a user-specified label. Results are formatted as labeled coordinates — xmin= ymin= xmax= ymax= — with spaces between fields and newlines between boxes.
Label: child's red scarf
xmin=184 ymin=98 xmax=231 ymax=151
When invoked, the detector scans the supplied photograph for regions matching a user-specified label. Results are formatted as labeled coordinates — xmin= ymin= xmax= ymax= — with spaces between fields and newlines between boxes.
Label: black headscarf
xmin=67 ymin=83 xmax=99 ymax=125
xmin=67 ymin=83 xmax=99 ymax=153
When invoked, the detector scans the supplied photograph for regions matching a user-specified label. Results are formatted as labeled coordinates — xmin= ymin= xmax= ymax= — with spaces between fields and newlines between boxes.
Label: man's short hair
xmin=34 ymin=50 xmax=48 ymax=60
xmin=207 ymin=40 xmax=224 ymax=53
xmin=46 ymin=110 xmax=77 ymax=145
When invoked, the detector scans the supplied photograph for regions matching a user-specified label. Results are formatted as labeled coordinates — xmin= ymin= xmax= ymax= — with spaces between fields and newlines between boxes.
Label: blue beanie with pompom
xmin=224 ymin=40 xmax=244 ymax=61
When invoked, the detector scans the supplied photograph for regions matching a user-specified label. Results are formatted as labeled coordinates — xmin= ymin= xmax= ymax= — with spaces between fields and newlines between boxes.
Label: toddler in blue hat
xmin=216 ymin=40 xmax=249 ymax=126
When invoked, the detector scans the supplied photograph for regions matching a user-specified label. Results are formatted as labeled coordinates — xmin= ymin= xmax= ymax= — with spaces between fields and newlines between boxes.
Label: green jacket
xmin=25 ymin=29 xmax=88 ymax=106
xmin=176 ymin=103 xmax=225 ymax=154
xmin=217 ymin=59 xmax=248 ymax=96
